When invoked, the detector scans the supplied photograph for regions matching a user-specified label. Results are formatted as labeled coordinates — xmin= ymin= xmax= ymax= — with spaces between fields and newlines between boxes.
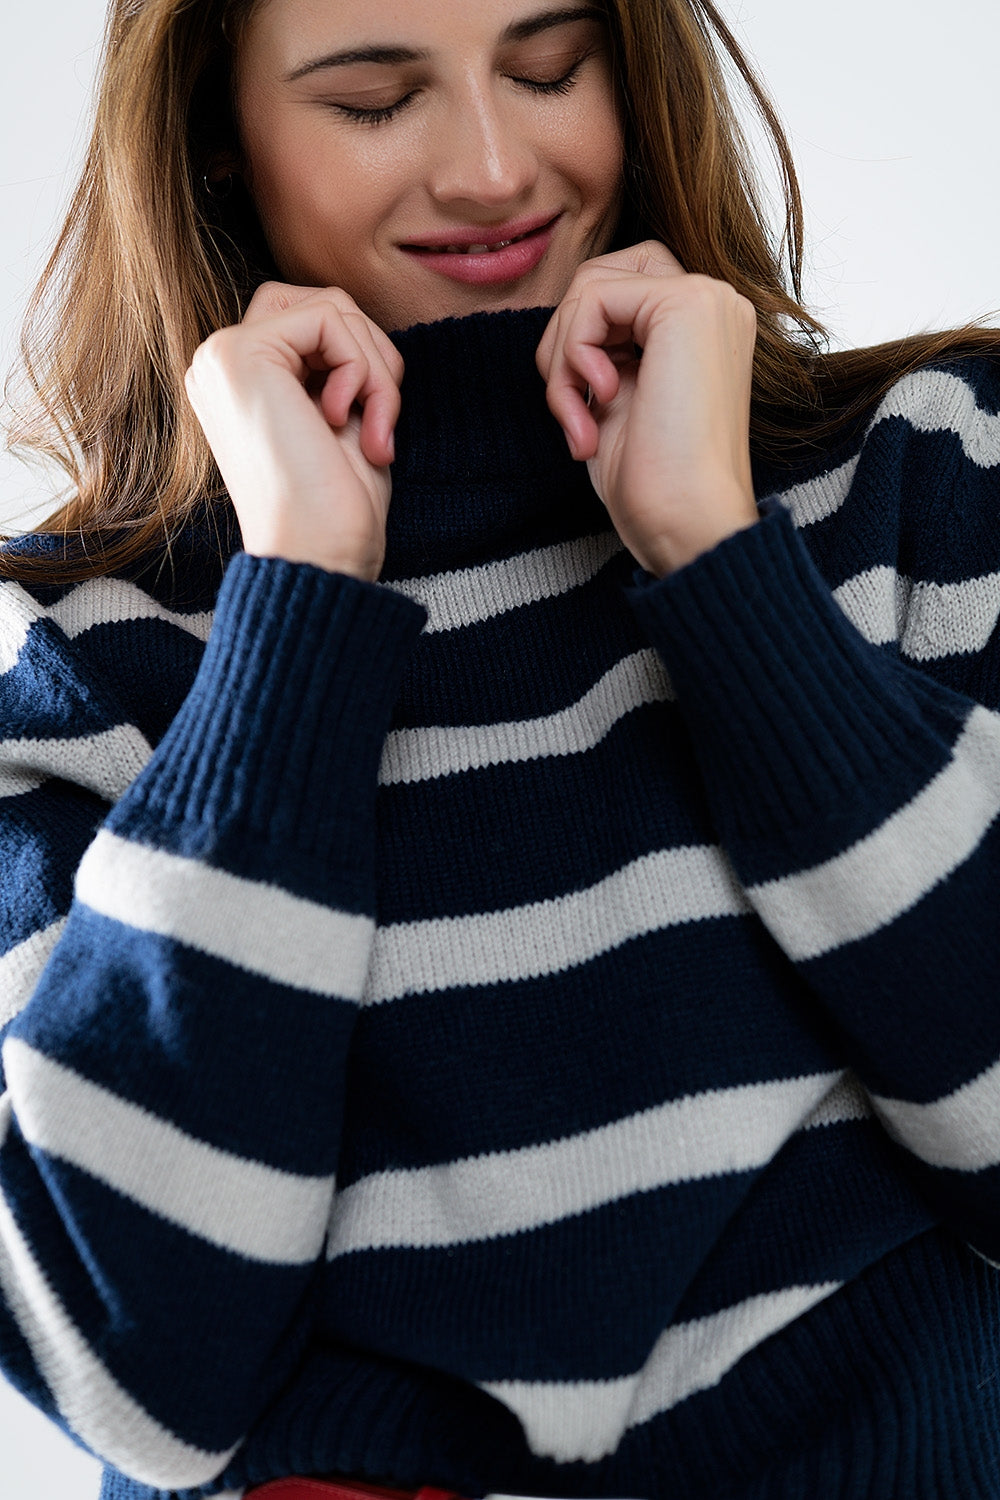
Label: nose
xmin=428 ymin=82 xmax=539 ymax=209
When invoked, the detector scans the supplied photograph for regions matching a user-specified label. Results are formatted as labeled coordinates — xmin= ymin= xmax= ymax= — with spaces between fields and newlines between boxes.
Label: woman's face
xmin=233 ymin=0 xmax=625 ymax=331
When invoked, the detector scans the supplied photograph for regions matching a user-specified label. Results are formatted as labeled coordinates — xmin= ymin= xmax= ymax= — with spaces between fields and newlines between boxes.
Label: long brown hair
xmin=3 ymin=0 xmax=998 ymax=584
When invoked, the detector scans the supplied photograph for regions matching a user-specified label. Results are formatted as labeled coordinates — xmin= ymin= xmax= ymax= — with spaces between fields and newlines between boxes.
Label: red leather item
xmin=244 ymin=1481 xmax=467 ymax=1500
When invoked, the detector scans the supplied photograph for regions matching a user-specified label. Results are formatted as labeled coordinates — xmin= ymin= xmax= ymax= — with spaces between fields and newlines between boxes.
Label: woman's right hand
xmin=184 ymin=282 xmax=403 ymax=582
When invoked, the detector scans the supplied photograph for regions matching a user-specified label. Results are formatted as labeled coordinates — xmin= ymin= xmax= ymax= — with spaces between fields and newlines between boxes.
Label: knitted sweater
xmin=1 ymin=307 xmax=999 ymax=1500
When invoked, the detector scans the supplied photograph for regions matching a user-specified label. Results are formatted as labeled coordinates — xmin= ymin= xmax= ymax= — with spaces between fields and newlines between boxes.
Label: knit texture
xmin=1 ymin=306 xmax=999 ymax=1500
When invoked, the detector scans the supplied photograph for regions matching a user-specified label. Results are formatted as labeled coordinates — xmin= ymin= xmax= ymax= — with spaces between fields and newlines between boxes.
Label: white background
xmin=0 ymin=0 xmax=997 ymax=1494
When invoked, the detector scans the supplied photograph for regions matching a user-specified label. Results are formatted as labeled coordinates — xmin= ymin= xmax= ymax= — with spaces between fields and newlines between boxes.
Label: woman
xmin=1 ymin=1 xmax=999 ymax=1498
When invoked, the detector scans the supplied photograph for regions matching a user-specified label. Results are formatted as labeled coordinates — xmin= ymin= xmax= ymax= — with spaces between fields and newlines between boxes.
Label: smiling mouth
xmin=419 ymin=230 xmax=536 ymax=256
xmin=405 ymin=219 xmax=557 ymax=255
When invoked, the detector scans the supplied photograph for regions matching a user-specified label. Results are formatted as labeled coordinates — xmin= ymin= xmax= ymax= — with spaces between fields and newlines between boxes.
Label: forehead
xmin=238 ymin=0 xmax=606 ymax=52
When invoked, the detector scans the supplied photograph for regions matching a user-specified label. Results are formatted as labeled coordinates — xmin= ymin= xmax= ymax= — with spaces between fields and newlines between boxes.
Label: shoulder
xmin=856 ymin=353 xmax=1000 ymax=486
xmin=757 ymin=354 xmax=1000 ymax=691
xmin=0 ymin=528 xmax=221 ymax=754
xmin=1 ymin=516 xmax=232 ymax=649
xmin=763 ymin=353 xmax=1000 ymax=570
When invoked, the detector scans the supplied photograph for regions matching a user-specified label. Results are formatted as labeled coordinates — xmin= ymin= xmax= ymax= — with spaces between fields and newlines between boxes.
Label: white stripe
xmin=0 ymin=581 xmax=39 ymax=676
xmin=748 ymin=703 xmax=1000 ymax=961
xmin=0 ymin=766 xmax=44 ymax=799
xmin=971 ymin=1247 xmax=1000 ymax=1273
xmin=379 ymin=649 xmax=672 ymax=785
xmin=483 ymin=1282 xmax=840 ymax=1463
xmin=2 ymin=1038 xmax=333 ymax=1263
xmin=384 ymin=531 xmax=624 ymax=633
xmin=0 ymin=724 xmax=152 ymax=804
xmin=873 ymin=367 xmax=1000 ymax=469
xmin=363 ymin=843 xmax=750 ymax=1004
xmin=47 ymin=576 xmax=213 ymax=644
xmin=0 ymin=920 xmax=67 ymax=1029
xmin=871 ymin=1054 xmax=1000 ymax=1172
xmin=0 ymin=1096 xmax=237 ymax=1486
xmin=833 ymin=565 xmax=911 ymax=647
xmin=832 ymin=566 xmax=1000 ymax=661
xmin=327 ymin=1071 xmax=839 ymax=1256
xmin=774 ymin=367 xmax=1000 ymax=533
xmin=802 ymin=1069 xmax=872 ymax=1130
xmin=903 ymin=573 xmax=1000 ymax=662
xmin=772 ymin=453 xmax=860 ymax=529
xmin=76 ymin=829 xmax=373 ymax=1000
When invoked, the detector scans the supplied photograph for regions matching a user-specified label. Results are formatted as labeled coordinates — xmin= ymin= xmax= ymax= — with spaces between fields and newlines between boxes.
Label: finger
xmin=318 ymin=348 xmax=372 ymax=429
xmin=339 ymin=315 xmax=405 ymax=459
xmin=543 ymin=352 xmax=600 ymax=462
xmin=535 ymin=298 xmax=572 ymax=382
xmin=544 ymin=299 xmax=645 ymax=459
xmin=319 ymin=338 xmax=401 ymax=468
xmin=241 ymin=280 xmax=332 ymax=325
xmin=246 ymin=299 xmax=400 ymax=468
xmin=358 ymin=381 xmax=401 ymax=468
xmin=574 ymin=239 xmax=687 ymax=281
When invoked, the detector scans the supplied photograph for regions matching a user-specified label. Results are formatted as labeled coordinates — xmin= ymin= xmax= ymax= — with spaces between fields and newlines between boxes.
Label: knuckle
xmin=684 ymin=273 xmax=720 ymax=299
xmin=735 ymin=290 xmax=759 ymax=325
xmin=386 ymin=346 xmax=405 ymax=384
xmin=247 ymin=280 xmax=286 ymax=313
xmin=193 ymin=326 xmax=236 ymax=371
xmin=329 ymin=287 xmax=361 ymax=314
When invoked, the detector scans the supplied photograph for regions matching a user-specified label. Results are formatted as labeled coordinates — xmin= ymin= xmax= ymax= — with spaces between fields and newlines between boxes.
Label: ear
xmin=203 ymin=147 xmax=244 ymax=186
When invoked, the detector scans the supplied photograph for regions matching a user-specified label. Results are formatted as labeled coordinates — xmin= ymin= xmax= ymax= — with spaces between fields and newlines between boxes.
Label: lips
xmin=398 ymin=214 xmax=561 ymax=287
xmin=410 ymin=226 xmax=542 ymax=256
xmin=402 ymin=214 xmax=560 ymax=255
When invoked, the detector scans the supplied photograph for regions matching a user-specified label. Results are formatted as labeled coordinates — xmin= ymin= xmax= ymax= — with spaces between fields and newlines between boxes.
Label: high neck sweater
xmin=1 ymin=308 xmax=1000 ymax=1500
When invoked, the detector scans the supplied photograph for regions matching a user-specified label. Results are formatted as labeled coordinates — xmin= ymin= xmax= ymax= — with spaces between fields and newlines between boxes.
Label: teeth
xmin=442 ymin=237 xmax=517 ymax=254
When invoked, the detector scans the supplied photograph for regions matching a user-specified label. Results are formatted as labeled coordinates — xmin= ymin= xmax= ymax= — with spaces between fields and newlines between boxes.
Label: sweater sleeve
xmin=623 ymin=355 xmax=1000 ymax=1265
xmin=0 ymin=552 xmax=427 ymax=1488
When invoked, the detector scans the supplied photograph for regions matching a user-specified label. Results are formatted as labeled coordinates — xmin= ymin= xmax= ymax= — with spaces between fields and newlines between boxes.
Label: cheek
xmin=243 ymin=135 xmax=363 ymax=278
xmin=547 ymin=89 xmax=625 ymax=218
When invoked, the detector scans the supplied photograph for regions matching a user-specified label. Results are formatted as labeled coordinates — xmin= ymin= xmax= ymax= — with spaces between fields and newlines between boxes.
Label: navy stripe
xmin=341 ymin=929 xmax=831 ymax=1177
xmin=799 ymin=828 xmax=1000 ymax=1099
xmin=15 ymin=913 xmax=356 ymax=1174
xmin=392 ymin=554 xmax=641 ymax=726
xmin=5 ymin=1139 xmax=315 ymax=1449
xmin=324 ymin=1171 xmax=750 ymax=1381
xmin=673 ymin=1118 xmax=935 ymax=1320
xmin=74 ymin=619 xmax=204 ymax=747
xmin=0 ymin=789 xmax=98 ymax=949
xmin=375 ymin=698 xmax=717 ymax=918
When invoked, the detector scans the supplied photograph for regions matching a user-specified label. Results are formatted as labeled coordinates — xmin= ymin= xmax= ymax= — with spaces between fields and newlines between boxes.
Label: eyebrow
xmin=284 ymin=5 xmax=607 ymax=82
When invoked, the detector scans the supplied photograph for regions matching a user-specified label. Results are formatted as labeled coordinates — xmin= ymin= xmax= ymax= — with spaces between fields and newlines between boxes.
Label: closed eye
xmin=328 ymin=90 xmax=420 ymax=126
xmin=510 ymin=52 xmax=591 ymax=96
xmin=329 ymin=52 xmax=594 ymax=126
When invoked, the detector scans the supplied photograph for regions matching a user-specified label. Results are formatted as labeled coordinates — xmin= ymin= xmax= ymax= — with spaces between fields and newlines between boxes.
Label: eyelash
xmin=333 ymin=55 xmax=589 ymax=127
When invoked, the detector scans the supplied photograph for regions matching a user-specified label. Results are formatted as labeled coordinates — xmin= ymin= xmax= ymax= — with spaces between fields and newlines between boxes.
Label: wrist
xmin=641 ymin=514 xmax=759 ymax=578
xmin=242 ymin=544 xmax=382 ymax=584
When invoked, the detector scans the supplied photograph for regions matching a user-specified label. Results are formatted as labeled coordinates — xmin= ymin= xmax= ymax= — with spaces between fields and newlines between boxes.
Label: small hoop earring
xmin=203 ymin=172 xmax=235 ymax=201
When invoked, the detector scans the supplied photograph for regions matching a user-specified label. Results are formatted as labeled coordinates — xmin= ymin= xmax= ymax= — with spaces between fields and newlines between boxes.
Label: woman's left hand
xmin=536 ymin=241 xmax=760 ymax=577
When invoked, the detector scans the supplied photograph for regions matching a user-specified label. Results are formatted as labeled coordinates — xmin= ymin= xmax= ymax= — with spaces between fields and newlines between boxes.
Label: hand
xmin=184 ymin=282 xmax=404 ymax=582
xmin=536 ymin=242 xmax=760 ymax=576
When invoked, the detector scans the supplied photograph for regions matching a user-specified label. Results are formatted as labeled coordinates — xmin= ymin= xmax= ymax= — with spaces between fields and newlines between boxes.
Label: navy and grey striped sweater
xmin=1 ymin=306 xmax=1000 ymax=1500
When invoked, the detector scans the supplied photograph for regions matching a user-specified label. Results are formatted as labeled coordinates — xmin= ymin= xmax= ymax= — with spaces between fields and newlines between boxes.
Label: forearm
xmin=0 ymin=555 xmax=426 ymax=1485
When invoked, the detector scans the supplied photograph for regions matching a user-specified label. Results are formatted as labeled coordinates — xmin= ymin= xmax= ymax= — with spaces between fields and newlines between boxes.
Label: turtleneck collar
xmin=389 ymin=305 xmax=570 ymax=484
xmin=381 ymin=306 xmax=610 ymax=582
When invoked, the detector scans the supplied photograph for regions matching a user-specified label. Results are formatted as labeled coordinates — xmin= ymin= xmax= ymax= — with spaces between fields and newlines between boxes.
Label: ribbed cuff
xmin=107 ymin=554 xmax=427 ymax=889
xmin=623 ymin=502 xmax=951 ymax=873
